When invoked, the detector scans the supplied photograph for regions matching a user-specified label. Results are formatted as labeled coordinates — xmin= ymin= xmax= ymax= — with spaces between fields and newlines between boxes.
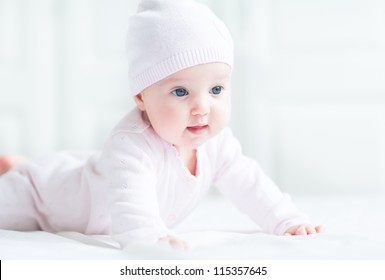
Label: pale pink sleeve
xmin=212 ymin=128 xmax=309 ymax=235
xmin=96 ymin=131 xmax=173 ymax=248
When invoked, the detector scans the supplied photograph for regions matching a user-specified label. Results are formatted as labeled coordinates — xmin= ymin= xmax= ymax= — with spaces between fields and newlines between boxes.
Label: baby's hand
xmin=158 ymin=235 xmax=190 ymax=250
xmin=284 ymin=224 xmax=323 ymax=236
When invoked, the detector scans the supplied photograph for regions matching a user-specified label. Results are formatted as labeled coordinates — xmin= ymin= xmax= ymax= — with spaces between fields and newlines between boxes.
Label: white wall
xmin=232 ymin=0 xmax=385 ymax=194
xmin=0 ymin=0 xmax=138 ymax=156
xmin=1 ymin=0 xmax=385 ymax=194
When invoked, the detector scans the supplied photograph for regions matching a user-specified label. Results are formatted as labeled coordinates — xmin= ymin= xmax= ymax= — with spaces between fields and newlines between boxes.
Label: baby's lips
xmin=187 ymin=125 xmax=209 ymax=134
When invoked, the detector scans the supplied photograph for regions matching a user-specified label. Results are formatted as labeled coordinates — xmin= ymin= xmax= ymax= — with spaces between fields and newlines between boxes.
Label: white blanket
xmin=1 ymin=193 xmax=385 ymax=259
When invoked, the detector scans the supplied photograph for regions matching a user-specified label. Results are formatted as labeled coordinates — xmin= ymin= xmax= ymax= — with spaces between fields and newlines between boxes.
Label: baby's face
xmin=135 ymin=62 xmax=231 ymax=152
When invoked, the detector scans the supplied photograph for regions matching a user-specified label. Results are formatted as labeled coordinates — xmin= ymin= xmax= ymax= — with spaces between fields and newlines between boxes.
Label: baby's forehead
xmin=162 ymin=63 xmax=232 ymax=82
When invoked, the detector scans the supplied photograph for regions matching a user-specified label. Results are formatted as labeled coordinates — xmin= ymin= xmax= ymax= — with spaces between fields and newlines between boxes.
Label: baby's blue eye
xmin=210 ymin=86 xmax=223 ymax=95
xmin=171 ymin=88 xmax=188 ymax=97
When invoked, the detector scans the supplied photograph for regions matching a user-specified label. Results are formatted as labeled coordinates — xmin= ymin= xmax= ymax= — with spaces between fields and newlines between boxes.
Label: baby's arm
xmin=94 ymin=129 xmax=185 ymax=249
xmin=284 ymin=224 xmax=323 ymax=236
xmin=212 ymin=129 xmax=322 ymax=236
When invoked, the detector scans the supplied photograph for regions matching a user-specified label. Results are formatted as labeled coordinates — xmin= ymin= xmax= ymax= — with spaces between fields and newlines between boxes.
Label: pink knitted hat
xmin=126 ymin=0 xmax=234 ymax=96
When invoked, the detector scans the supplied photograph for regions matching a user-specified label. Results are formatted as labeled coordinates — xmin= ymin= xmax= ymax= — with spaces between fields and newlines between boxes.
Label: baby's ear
xmin=133 ymin=93 xmax=146 ymax=111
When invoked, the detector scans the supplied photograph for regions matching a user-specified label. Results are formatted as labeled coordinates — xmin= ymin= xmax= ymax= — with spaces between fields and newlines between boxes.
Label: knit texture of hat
xmin=127 ymin=0 xmax=234 ymax=96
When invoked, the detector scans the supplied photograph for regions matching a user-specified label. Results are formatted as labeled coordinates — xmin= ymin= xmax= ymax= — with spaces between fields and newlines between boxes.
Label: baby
xmin=0 ymin=0 xmax=321 ymax=250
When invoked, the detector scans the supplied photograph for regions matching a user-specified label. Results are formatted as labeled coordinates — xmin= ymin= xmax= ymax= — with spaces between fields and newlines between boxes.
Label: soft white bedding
xmin=1 ymin=192 xmax=385 ymax=259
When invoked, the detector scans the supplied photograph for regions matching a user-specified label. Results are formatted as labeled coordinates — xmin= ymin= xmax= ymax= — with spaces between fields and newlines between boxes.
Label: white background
xmin=1 ymin=0 xmax=385 ymax=194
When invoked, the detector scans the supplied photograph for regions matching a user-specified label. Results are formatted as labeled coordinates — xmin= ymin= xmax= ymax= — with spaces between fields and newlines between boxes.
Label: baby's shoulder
xmin=112 ymin=108 xmax=150 ymax=134
xmin=103 ymin=111 xmax=165 ymax=159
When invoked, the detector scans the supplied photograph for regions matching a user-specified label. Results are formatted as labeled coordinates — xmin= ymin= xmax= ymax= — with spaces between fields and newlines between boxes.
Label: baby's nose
xmin=191 ymin=95 xmax=210 ymax=116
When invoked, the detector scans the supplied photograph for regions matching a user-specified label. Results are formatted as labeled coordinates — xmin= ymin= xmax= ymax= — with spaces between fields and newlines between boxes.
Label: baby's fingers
xmin=305 ymin=226 xmax=316 ymax=234
xmin=284 ymin=224 xmax=324 ymax=236
xmin=169 ymin=238 xmax=190 ymax=250
xmin=315 ymin=225 xmax=323 ymax=233
xmin=295 ymin=225 xmax=308 ymax=235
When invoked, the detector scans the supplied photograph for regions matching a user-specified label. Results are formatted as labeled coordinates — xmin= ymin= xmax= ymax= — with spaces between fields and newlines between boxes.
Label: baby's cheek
xmin=215 ymin=105 xmax=231 ymax=128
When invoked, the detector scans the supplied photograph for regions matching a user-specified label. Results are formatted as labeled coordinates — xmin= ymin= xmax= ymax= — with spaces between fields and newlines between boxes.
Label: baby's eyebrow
xmin=211 ymin=72 xmax=231 ymax=81
xmin=163 ymin=77 xmax=185 ymax=84
xmin=156 ymin=75 xmax=186 ymax=87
